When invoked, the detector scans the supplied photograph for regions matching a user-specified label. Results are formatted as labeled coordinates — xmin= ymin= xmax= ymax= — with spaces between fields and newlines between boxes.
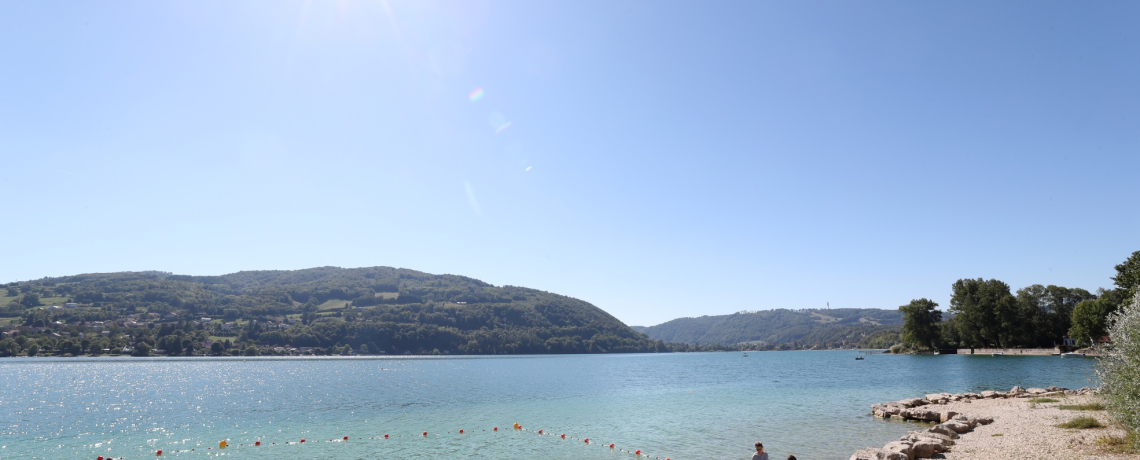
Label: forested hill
xmin=633 ymin=308 xmax=903 ymax=349
xmin=0 ymin=267 xmax=667 ymax=356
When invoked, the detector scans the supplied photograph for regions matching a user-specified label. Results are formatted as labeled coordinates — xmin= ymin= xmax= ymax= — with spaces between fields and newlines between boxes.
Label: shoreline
xmin=854 ymin=387 xmax=1131 ymax=460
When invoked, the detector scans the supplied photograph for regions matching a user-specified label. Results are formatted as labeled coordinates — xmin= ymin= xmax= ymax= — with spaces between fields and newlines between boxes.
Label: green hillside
xmin=0 ymin=267 xmax=667 ymax=356
xmin=633 ymin=308 xmax=903 ymax=349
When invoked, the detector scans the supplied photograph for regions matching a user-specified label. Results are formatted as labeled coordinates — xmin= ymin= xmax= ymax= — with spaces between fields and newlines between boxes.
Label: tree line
xmin=899 ymin=250 xmax=1140 ymax=351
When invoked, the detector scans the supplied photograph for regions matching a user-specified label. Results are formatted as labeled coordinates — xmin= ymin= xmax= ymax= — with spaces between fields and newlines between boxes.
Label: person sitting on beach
xmin=752 ymin=441 xmax=769 ymax=460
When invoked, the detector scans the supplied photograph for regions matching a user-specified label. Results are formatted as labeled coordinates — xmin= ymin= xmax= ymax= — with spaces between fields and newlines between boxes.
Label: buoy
xmin=459 ymin=429 xmax=464 ymax=434
xmin=423 ymin=431 xmax=428 ymax=436
xmin=584 ymin=438 xmax=589 ymax=443
xmin=343 ymin=436 xmax=349 ymax=441
xmin=636 ymin=450 xmax=641 ymax=455
xmin=219 ymin=440 xmax=227 ymax=448
xmin=156 ymin=450 xmax=162 ymax=456
xmin=561 ymin=434 xmax=566 ymax=439
xmin=609 ymin=443 xmax=615 ymax=448
xmin=255 ymin=441 xmax=261 ymax=446
xmin=493 ymin=427 xmax=498 ymax=431
xmin=98 ymin=457 xmax=104 ymax=460
xmin=301 ymin=439 xmax=306 ymax=443
xmin=538 ymin=429 xmax=543 ymax=434
xmin=384 ymin=434 xmax=389 ymax=438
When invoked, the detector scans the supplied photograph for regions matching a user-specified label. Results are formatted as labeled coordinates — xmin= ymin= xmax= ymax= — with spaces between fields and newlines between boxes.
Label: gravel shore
xmin=933 ymin=395 xmax=1132 ymax=460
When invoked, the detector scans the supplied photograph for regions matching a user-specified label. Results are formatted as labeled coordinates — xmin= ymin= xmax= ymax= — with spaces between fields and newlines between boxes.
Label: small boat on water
xmin=743 ymin=352 xmax=748 ymax=357
xmin=855 ymin=356 xmax=864 ymax=360
xmin=991 ymin=352 xmax=1005 ymax=356
xmin=1061 ymin=352 xmax=1086 ymax=358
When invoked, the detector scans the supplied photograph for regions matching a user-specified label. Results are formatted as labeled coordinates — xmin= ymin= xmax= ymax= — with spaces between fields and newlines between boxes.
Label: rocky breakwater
xmin=850 ymin=385 xmax=1098 ymax=460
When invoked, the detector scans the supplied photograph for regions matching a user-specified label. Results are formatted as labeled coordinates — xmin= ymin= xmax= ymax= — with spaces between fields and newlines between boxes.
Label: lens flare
xmin=495 ymin=122 xmax=512 ymax=134
xmin=468 ymin=88 xmax=485 ymax=102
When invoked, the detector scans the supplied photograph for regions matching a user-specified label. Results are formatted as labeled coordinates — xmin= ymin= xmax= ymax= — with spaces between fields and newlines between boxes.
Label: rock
xmin=850 ymin=448 xmax=907 ymax=460
xmin=1046 ymin=385 xmax=1066 ymax=392
xmin=1027 ymin=387 xmax=1047 ymax=395
xmin=910 ymin=441 xmax=946 ymax=458
xmin=1009 ymin=385 xmax=1026 ymax=394
xmin=962 ymin=392 xmax=981 ymax=399
xmin=980 ymin=390 xmax=1000 ymax=398
xmin=968 ymin=416 xmax=994 ymax=425
xmin=951 ymin=415 xmax=977 ymax=428
xmin=902 ymin=430 xmax=955 ymax=446
xmin=900 ymin=408 xmax=942 ymax=422
xmin=882 ymin=441 xmax=913 ymax=459
xmin=899 ymin=398 xmax=926 ymax=407
xmin=942 ymin=421 xmax=972 ymax=434
xmin=929 ymin=424 xmax=960 ymax=439
xmin=939 ymin=411 xmax=958 ymax=423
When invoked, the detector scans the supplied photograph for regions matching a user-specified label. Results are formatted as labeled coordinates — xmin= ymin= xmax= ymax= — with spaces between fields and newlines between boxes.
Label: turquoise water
xmin=0 ymin=351 xmax=1096 ymax=460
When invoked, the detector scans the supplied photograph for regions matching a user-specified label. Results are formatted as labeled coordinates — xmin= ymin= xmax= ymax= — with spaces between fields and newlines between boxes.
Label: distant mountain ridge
xmin=1 ymin=267 xmax=667 ymax=355
xmin=633 ymin=308 xmax=903 ymax=348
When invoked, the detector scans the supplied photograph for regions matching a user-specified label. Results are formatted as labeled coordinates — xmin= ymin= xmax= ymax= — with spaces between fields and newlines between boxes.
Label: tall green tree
xmin=1114 ymin=250 xmax=1140 ymax=300
xmin=899 ymin=298 xmax=942 ymax=350
xmin=1016 ymin=284 xmax=1095 ymax=346
xmin=950 ymin=278 xmax=1018 ymax=348
xmin=1070 ymin=297 xmax=1116 ymax=346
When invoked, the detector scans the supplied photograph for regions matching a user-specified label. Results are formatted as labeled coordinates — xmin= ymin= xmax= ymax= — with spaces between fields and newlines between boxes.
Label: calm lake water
xmin=0 ymin=351 xmax=1096 ymax=460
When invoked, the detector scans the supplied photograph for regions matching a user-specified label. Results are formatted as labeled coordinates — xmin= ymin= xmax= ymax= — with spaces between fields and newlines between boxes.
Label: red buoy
xmin=561 ymin=434 xmax=566 ymax=439
xmin=300 ymin=439 xmax=306 ymax=443
xmin=423 ymin=431 xmax=428 ymax=436
xmin=610 ymin=443 xmax=615 ymax=448
xmin=538 ymin=429 xmax=543 ymax=434
xmin=98 ymin=457 xmax=104 ymax=460
xmin=584 ymin=438 xmax=589 ymax=443
xmin=384 ymin=434 xmax=389 ymax=438
xmin=156 ymin=450 xmax=162 ymax=456
xmin=493 ymin=427 xmax=498 ymax=431
xmin=255 ymin=441 xmax=260 ymax=446
xmin=635 ymin=450 xmax=641 ymax=455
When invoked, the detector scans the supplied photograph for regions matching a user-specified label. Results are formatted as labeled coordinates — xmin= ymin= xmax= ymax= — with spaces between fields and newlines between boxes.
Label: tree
xmin=19 ymin=293 xmax=42 ymax=308
xmin=132 ymin=343 xmax=151 ymax=357
xmin=1096 ymin=290 xmax=1140 ymax=444
xmin=1070 ymin=298 xmax=1116 ymax=347
xmin=1017 ymin=284 xmax=1096 ymax=347
xmin=1114 ymin=250 xmax=1140 ymax=300
xmin=950 ymin=278 xmax=1018 ymax=348
xmin=210 ymin=342 xmax=224 ymax=355
xmin=899 ymin=298 xmax=942 ymax=350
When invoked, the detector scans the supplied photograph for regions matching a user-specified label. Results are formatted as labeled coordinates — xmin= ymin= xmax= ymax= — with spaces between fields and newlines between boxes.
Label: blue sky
xmin=2 ymin=1 xmax=1137 ymax=326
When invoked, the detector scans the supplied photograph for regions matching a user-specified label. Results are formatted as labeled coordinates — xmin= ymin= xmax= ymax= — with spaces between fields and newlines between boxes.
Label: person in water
xmin=752 ymin=441 xmax=769 ymax=460
xmin=787 ymin=456 xmax=797 ymax=460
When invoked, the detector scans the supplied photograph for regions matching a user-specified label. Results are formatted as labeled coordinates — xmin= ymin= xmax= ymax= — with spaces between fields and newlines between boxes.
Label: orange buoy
xmin=219 ymin=440 xmax=227 ymax=449
xmin=255 ymin=441 xmax=261 ymax=446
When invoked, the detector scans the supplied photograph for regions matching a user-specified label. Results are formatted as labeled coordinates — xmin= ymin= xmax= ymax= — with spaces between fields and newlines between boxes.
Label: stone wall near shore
xmin=956 ymin=348 xmax=1058 ymax=355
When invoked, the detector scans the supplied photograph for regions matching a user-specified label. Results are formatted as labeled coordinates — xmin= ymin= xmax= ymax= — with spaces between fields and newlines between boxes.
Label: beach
xmin=937 ymin=395 xmax=1130 ymax=460
xmin=860 ymin=391 xmax=1136 ymax=460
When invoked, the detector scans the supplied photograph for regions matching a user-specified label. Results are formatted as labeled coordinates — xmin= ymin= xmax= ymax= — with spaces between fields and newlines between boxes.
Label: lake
xmin=0 ymin=351 xmax=1096 ymax=460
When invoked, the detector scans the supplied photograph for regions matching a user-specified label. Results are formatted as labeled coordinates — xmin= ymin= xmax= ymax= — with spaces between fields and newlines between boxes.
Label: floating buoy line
xmin=87 ymin=423 xmax=676 ymax=460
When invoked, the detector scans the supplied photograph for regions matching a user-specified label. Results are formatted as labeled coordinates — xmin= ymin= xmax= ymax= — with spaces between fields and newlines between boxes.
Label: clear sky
xmin=1 ymin=1 xmax=1137 ymax=326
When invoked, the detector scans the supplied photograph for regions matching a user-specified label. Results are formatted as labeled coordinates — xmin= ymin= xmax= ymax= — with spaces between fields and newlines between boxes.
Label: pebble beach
xmin=855 ymin=388 xmax=1137 ymax=460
